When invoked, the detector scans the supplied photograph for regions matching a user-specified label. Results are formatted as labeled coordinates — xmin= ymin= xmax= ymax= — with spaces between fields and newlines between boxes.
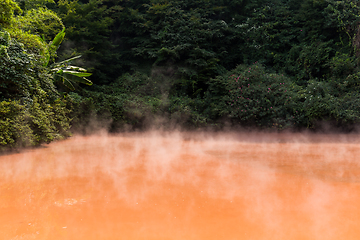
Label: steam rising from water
xmin=1 ymin=132 xmax=360 ymax=240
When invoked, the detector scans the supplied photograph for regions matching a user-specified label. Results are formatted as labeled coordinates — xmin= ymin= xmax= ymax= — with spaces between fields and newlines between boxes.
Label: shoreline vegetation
xmin=1 ymin=0 xmax=360 ymax=151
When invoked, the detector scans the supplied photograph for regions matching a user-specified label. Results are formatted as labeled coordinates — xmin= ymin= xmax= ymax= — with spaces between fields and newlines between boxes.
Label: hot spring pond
xmin=1 ymin=132 xmax=360 ymax=240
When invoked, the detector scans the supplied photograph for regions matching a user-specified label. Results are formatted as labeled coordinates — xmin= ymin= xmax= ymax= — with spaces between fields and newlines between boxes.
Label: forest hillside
xmin=1 ymin=0 xmax=360 ymax=150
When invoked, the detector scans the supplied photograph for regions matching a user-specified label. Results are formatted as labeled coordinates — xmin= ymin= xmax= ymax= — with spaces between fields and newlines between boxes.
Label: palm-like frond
xmin=45 ymin=29 xmax=93 ymax=90
xmin=43 ymin=28 xmax=65 ymax=67
xmin=50 ymin=56 xmax=93 ymax=90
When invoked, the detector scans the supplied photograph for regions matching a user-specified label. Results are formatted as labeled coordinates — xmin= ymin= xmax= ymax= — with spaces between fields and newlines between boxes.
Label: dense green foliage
xmin=207 ymin=63 xmax=360 ymax=130
xmin=207 ymin=64 xmax=299 ymax=129
xmin=0 ymin=0 xmax=71 ymax=151
xmin=1 ymin=0 xmax=360 ymax=150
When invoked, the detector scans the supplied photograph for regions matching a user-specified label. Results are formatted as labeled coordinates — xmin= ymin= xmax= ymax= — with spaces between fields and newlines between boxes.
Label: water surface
xmin=1 ymin=132 xmax=360 ymax=240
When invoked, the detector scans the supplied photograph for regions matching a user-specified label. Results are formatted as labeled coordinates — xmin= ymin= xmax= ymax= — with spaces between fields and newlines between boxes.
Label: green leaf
xmin=44 ymin=28 xmax=66 ymax=66
xmin=62 ymin=70 xmax=92 ymax=77
xmin=62 ymin=73 xmax=93 ymax=86
xmin=75 ymin=77 xmax=93 ymax=86
xmin=64 ymin=65 xmax=87 ymax=72
xmin=51 ymin=28 xmax=65 ymax=48
xmin=60 ymin=76 xmax=75 ymax=91
xmin=53 ymin=55 xmax=82 ymax=66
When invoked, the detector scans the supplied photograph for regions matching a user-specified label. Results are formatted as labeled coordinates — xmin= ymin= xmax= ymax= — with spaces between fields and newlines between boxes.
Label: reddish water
xmin=1 ymin=132 xmax=360 ymax=240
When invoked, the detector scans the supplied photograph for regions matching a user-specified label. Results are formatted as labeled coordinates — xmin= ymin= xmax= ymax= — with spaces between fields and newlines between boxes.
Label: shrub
xmin=302 ymin=79 xmax=360 ymax=128
xmin=169 ymin=95 xmax=208 ymax=128
xmin=29 ymin=96 xmax=71 ymax=144
xmin=0 ymin=97 xmax=71 ymax=151
xmin=0 ymin=30 xmax=36 ymax=100
xmin=207 ymin=64 xmax=300 ymax=129
xmin=0 ymin=100 xmax=33 ymax=150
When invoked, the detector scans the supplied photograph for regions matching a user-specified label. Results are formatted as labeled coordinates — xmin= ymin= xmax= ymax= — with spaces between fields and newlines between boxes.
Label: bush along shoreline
xmin=2 ymin=0 xmax=360 ymax=152
xmin=3 ymin=62 xmax=360 ymax=153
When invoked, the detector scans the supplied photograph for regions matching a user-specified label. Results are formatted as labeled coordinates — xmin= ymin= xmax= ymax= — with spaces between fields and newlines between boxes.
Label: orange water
xmin=1 ymin=132 xmax=360 ymax=240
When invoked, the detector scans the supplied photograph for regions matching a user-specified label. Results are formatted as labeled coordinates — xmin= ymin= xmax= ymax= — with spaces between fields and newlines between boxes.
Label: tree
xmin=0 ymin=30 xmax=36 ymax=100
xmin=0 ymin=0 xmax=22 ymax=27
xmin=56 ymin=0 xmax=116 ymax=84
